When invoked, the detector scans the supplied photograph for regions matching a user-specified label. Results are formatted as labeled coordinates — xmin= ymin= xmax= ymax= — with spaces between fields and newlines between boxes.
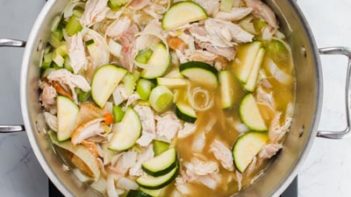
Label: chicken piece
xmin=209 ymin=139 xmax=234 ymax=171
xmin=81 ymin=0 xmax=108 ymax=27
xmin=126 ymin=93 xmax=140 ymax=107
xmin=129 ymin=0 xmax=150 ymax=10
xmin=134 ymin=105 xmax=156 ymax=147
xmin=178 ymin=123 xmax=196 ymax=138
xmin=110 ymin=151 xmax=138 ymax=175
xmin=39 ymin=82 xmax=57 ymax=109
xmin=77 ymin=102 xmax=104 ymax=125
xmin=188 ymin=50 xmax=218 ymax=64
xmin=193 ymin=0 xmax=220 ymax=16
xmin=67 ymin=33 xmax=88 ymax=74
xmin=116 ymin=177 xmax=138 ymax=190
xmin=269 ymin=112 xmax=292 ymax=143
xmin=175 ymin=175 xmax=191 ymax=195
xmin=215 ymin=7 xmax=253 ymax=21
xmin=244 ymin=0 xmax=278 ymax=29
xmin=43 ymin=112 xmax=58 ymax=132
xmin=47 ymin=69 xmax=91 ymax=102
xmin=112 ymin=85 xmax=129 ymax=105
xmin=188 ymin=24 xmax=210 ymax=43
xmin=106 ymin=17 xmax=131 ymax=38
xmin=119 ymin=24 xmax=139 ymax=71
xmin=192 ymin=132 xmax=206 ymax=153
xmin=184 ymin=157 xmax=221 ymax=190
xmin=196 ymin=41 xmax=236 ymax=61
xmin=256 ymin=87 xmax=274 ymax=104
xmin=205 ymin=19 xmax=254 ymax=45
xmin=129 ymin=146 xmax=154 ymax=176
xmin=156 ymin=112 xmax=183 ymax=142
xmin=84 ymin=29 xmax=110 ymax=69
xmin=71 ymin=118 xmax=105 ymax=145
xmin=259 ymin=143 xmax=283 ymax=159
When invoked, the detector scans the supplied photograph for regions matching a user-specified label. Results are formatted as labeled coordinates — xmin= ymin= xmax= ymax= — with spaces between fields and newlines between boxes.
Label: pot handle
xmin=0 ymin=38 xmax=26 ymax=133
xmin=317 ymin=47 xmax=351 ymax=139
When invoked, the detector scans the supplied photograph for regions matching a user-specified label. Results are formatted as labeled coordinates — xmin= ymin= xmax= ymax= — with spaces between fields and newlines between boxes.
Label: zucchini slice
xmin=142 ymin=148 xmax=177 ymax=176
xmin=233 ymin=42 xmax=262 ymax=83
xmin=57 ymin=96 xmax=79 ymax=141
xmin=109 ymin=108 xmax=141 ymax=151
xmin=136 ymin=166 xmax=178 ymax=189
xmin=92 ymin=64 xmax=127 ymax=108
xmin=153 ymin=140 xmax=170 ymax=156
xmin=244 ymin=48 xmax=265 ymax=92
xmin=219 ymin=70 xmax=235 ymax=109
xmin=162 ymin=1 xmax=208 ymax=30
xmin=157 ymin=78 xmax=188 ymax=88
xmin=180 ymin=61 xmax=218 ymax=89
xmin=141 ymin=43 xmax=171 ymax=79
xmin=175 ymin=102 xmax=197 ymax=123
xmin=239 ymin=94 xmax=267 ymax=131
xmin=149 ymin=86 xmax=174 ymax=113
xmin=233 ymin=132 xmax=268 ymax=173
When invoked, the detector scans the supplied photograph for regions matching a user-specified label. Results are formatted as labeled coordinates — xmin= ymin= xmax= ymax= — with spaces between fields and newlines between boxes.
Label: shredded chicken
xmin=81 ymin=0 xmax=108 ymax=27
xmin=215 ymin=7 xmax=253 ymax=21
xmin=67 ymin=33 xmax=88 ymax=74
xmin=47 ymin=69 xmax=91 ymax=102
xmin=134 ymin=105 xmax=156 ymax=147
xmin=113 ymin=85 xmax=129 ymax=105
xmin=84 ymin=29 xmax=110 ymax=69
xmin=269 ymin=112 xmax=292 ymax=143
xmin=193 ymin=0 xmax=220 ymax=16
xmin=188 ymin=50 xmax=218 ymax=64
xmin=129 ymin=146 xmax=154 ymax=176
xmin=116 ymin=177 xmax=138 ymax=190
xmin=244 ymin=0 xmax=278 ymax=29
xmin=205 ymin=19 xmax=254 ymax=45
xmin=156 ymin=112 xmax=182 ymax=142
xmin=110 ymin=151 xmax=138 ymax=175
xmin=71 ymin=118 xmax=105 ymax=145
xmin=39 ymin=82 xmax=57 ymax=109
xmin=129 ymin=0 xmax=150 ymax=10
xmin=192 ymin=132 xmax=206 ymax=153
xmin=119 ymin=24 xmax=139 ymax=71
xmin=178 ymin=123 xmax=196 ymax=138
xmin=184 ymin=157 xmax=221 ymax=190
xmin=210 ymin=139 xmax=234 ymax=171
xmin=259 ymin=143 xmax=283 ymax=159
xmin=106 ymin=17 xmax=131 ymax=38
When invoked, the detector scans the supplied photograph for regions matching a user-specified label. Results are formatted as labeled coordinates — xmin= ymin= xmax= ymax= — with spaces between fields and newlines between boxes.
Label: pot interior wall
xmin=23 ymin=0 xmax=321 ymax=196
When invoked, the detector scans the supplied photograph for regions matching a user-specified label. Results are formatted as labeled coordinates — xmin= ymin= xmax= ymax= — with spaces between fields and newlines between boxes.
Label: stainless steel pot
xmin=0 ymin=0 xmax=350 ymax=196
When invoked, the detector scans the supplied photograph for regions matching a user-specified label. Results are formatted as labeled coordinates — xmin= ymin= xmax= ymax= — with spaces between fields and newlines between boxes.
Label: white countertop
xmin=0 ymin=0 xmax=350 ymax=196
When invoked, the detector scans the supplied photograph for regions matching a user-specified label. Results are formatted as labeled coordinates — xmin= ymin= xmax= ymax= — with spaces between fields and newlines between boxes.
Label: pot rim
xmin=20 ymin=0 xmax=323 ymax=196
xmin=270 ymin=0 xmax=323 ymax=195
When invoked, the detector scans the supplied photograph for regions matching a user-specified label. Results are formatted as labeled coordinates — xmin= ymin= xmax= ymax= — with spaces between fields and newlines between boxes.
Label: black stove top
xmin=49 ymin=177 xmax=298 ymax=197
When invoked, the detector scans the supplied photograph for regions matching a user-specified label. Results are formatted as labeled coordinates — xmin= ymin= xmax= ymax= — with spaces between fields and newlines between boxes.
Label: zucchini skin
xmin=142 ymin=159 xmax=178 ymax=177
xmin=137 ymin=166 xmax=179 ymax=189
xmin=127 ymin=190 xmax=152 ymax=197
xmin=179 ymin=61 xmax=218 ymax=75
xmin=175 ymin=107 xmax=196 ymax=123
